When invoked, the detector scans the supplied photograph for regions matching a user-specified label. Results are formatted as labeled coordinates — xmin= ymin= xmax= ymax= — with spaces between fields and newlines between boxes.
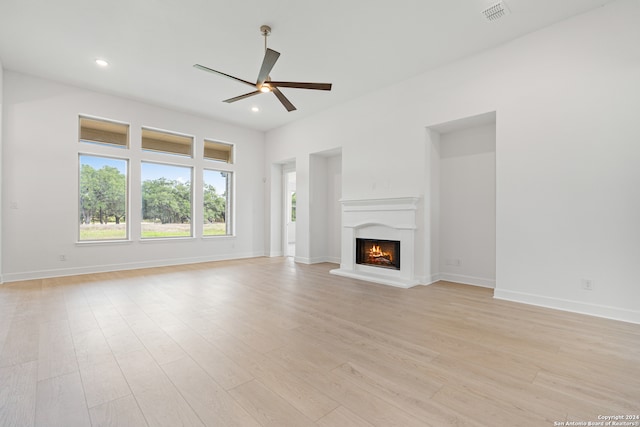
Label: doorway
xmin=283 ymin=169 xmax=296 ymax=257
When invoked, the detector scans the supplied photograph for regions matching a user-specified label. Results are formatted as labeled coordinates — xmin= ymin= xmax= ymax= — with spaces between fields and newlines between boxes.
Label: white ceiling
xmin=0 ymin=0 xmax=616 ymax=131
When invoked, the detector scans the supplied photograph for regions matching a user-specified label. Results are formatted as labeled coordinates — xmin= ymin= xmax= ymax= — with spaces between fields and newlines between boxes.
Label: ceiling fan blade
xmin=223 ymin=90 xmax=262 ymax=103
xmin=256 ymin=49 xmax=280 ymax=87
xmin=272 ymin=87 xmax=297 ymax=112
xmin=193 ymin=64 xmax=256 ymax=88
xmin=267 ymin=81 xmax=332 ymax=91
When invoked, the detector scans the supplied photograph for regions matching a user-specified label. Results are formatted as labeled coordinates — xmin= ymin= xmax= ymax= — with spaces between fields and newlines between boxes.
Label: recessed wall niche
xmin=427 ymin=111 xmax=496 ymax=288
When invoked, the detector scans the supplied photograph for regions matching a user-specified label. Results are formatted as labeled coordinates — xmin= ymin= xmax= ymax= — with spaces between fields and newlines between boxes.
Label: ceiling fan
xmin=194 ymin=25 xmax=332 ymax=112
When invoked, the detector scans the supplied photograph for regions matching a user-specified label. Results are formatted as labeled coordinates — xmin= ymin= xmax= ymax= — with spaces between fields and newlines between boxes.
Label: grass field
xmin=80 ymin=222 xmax=227 ymax=240
xmin=80 ymin=223 xmax=126 ymax=240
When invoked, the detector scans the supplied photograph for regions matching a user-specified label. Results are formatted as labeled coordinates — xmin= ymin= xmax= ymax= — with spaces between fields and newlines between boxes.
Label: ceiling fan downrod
xmin=260 ymin=25 xmax=271 ymax=54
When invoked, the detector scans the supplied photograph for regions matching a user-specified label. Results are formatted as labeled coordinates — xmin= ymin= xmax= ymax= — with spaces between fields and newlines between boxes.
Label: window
xmin=290 ymin=191 xmax=296 ymax=222
xmin=141 ymin=162 xmax=193 ymax=238
xmin=79 ymin=116 xmax=128 ymax=148
xmin=79 ymin=155 xmax=128 ymax=240
xmin=142 ymin=128 xmax=193 ymax=157
xmin=203 ymin=169 xmax=232 ymax=236
xmin=204 ymin=140 xmax=233 ymax=164
xmin=78 ymin=115 xmax=236 ymax=242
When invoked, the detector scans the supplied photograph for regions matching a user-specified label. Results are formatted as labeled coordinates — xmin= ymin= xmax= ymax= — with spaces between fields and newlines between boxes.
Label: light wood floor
xmin=1 ymin=257 xmax=639 ymax=427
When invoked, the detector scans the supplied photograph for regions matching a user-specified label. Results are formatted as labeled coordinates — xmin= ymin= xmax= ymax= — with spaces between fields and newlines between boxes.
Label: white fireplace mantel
xmin=330 ymin=197 xmax=422 ymax=288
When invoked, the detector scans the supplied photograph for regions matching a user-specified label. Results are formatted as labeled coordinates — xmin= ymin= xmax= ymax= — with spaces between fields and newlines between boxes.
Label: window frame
xmin=77 ymin=153 xmax=130 ymax=242
xmin=140 ymin=160 xmax=195 ymax=239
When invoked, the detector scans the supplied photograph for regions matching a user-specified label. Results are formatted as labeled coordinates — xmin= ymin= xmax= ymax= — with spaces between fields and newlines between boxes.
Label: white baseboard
xmin=268 ymin=251 xmax=283 ymax=257
xmin=293 ymin=256 xmax=340 ymax=265
xmin=419 ymin=274 xmax=441 ymax=285
xmin=494 ymin=288 xmax=640 ymax=325
xmin=436 ymin=273 xmax=495 ymax=289
xmin=1 ymin=251 xmax=265 ymax=283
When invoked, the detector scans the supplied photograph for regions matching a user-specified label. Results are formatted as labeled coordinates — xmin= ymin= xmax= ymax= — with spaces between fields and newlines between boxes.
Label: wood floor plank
xmin=114 ymin=349 xmax=169 ymax=395
xmin=72 ymin=328 xmax=116 ymax=370
xmin=0 ymin=361 xmax=38 ymax=427
xmin=161 ymin=325 xmax=254 ymax=390
xmin=161 ymin=356 xmax=260 ymax=427
xmin=134 ymin=383 xmax=205 ymax=427
xmin=248 ymin=355 xmax=339 ymax=421
xmin=35 ymin=371 xmax=91 ymax=427
xmin=88 ymin=394 xmax=148 ymax=427
xmin=0 ymin=320 xmax=39 ymax=368
xmin=136 ymin=329 xmax=187 ymax=366
xmin=228 ymin=379 xmax=316 ymax=427
xmin=79 ymin=357 xmax=131 ymax=409
xmin=317 ymin=406 xmax=375 ymax=427
xmin=295 ymin=370 xmax=428 ymax=427
xmin=331 ymin=361 xmax=482 ymax=427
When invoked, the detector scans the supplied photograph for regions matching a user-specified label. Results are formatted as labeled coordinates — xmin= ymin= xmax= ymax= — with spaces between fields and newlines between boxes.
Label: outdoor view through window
xmin=79 ymin=155 xmax=128 ymax=240
xmin=141 ymin=162 xmax=193 ymax=238
xmin=203 ymin=169 xmax=231 ymax=236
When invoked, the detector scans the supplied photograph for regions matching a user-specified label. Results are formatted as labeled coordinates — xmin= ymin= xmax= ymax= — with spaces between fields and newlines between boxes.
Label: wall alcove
xmin=427 ymin=111 xmax=497 ymax=289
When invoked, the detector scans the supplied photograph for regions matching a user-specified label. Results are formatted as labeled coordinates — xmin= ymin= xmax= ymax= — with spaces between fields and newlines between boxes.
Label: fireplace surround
xmin=330 ymin=197 xmax=421 ymax=288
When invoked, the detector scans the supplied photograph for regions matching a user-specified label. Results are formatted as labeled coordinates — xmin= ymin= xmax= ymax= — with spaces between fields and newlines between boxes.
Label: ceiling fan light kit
xmin=194 ymin=25 xmax=332 ymax=112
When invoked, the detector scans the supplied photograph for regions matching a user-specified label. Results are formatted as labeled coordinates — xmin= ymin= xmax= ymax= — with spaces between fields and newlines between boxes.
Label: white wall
xmin=326 ymin=155 xmax=342 ymax=263
xmin=309 ymin=152 xmax=342 ymax=264
xmin=427 ymin=129 xmax=440 ymax=284
xmin=265 ymin=0 xmax=640 ymax=323
xmin=0 ymin=60 xmax=3 ymax=282
xmin=2 ymin=72 xmax=265 ymax=281
xmin=309 ymin=155 xmax=328 ymax=262
xmin=438 ymin=123 xmax=496 ymax=288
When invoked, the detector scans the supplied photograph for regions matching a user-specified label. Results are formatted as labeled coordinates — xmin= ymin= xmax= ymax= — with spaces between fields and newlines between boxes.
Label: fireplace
xmin=356 ymin=238 xmax=400 ymax=270
xmin=330 ymin=197 xmax=421 ymax=288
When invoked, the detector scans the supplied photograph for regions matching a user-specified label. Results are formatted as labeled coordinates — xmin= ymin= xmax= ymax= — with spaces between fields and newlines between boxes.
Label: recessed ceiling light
xmin=95 ymin=59 xmax=109 ymax=67
xmin=251 ymin=107 xmax=260 ymax=112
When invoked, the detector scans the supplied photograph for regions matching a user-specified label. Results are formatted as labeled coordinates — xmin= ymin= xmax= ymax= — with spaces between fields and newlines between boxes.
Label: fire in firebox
xmin=356 ymin=238 xmax=400 ymax=270
xmin=368 ymin=244 xmax=393 ymax=265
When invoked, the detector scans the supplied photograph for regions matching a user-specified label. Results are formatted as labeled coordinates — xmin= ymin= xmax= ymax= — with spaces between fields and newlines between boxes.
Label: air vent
xmin=482 ymin=1 xmax=510 ymax=21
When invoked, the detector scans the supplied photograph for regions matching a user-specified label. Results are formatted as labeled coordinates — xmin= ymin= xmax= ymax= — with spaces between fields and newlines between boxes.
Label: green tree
xmin=291 ymin=192 xmax=296 ymax=222
xmin=79 ymin=164 xmax=98 ymax=224
xmin=96 ymin=166 xmax=126 ymax=224
xmin=80 ymin=163 xmax=126 ymax=225
xmin=142 ymin=178 xmax=191 ymax=224
xmin=203 ymin=183 xmax=226 ymax=223
xmin=173 ymin=181 xmax=192 ymax=223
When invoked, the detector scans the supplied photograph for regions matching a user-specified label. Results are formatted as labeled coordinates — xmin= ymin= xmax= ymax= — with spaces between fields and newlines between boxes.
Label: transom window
xmin=142 ymin=128 xmax=193 ymax=157
xmin=204 ymin=139 xmax=233 ymax=164
xmin=79 ymin=116 xmax=129 ymax=148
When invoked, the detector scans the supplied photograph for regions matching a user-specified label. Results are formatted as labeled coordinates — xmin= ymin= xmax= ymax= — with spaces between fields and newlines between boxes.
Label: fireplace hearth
xmin=356 ymin=238 xmax=400 ymax=270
